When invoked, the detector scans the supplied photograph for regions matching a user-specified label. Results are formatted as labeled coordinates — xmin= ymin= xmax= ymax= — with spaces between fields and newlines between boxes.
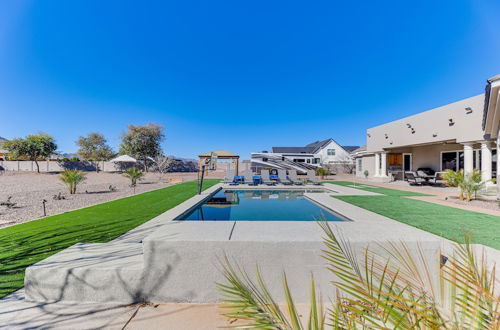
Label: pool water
xmin=177 ymin=189 xmax=346 ymax=221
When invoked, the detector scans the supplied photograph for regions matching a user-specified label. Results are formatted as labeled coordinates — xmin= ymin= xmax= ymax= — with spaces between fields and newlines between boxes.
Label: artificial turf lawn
xmin=327 ymin=181 xmax=500 ymax=250
xmin=325 ymin=181 xmax=431 ymax=197
xmin=0 ymin=179 xmax=220 ymax=298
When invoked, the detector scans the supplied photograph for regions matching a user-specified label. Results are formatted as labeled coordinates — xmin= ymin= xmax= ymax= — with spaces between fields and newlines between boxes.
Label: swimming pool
xmin=176 ymin=189 xmax=346 ymax=221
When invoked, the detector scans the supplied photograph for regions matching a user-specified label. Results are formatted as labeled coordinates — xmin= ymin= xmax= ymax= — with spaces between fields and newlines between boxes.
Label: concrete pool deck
xmin=2 ymin=182 xmax=499 ymax=328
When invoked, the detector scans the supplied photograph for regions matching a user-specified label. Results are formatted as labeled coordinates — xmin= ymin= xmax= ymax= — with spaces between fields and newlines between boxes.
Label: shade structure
xmin=110 ymin=155 xmax=137 ymax=163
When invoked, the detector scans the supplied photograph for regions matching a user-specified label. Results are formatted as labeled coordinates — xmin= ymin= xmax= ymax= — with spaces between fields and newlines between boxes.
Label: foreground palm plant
xmin=59 ymin=169 xmax=86 ymax=194
xmin=218 ymin=222 xmax=499 ymax=329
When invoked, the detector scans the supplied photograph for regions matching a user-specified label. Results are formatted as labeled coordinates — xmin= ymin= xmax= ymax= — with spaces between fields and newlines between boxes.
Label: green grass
xmin=0 ymin=179 xmax=220 ymax=298
xmin=327 ymin=181 xmax=500 ymax=249
xmin=325 ymin=181 xmax=431 ymax=197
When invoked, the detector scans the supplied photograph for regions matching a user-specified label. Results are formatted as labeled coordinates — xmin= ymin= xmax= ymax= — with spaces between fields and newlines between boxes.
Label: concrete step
xmin=25 ymin=242 xmax=146 ymax=304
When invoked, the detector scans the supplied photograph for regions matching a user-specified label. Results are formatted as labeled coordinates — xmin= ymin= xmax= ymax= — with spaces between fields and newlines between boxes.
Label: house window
xmin=327 ymin=149 xmax=336 ymax=156
xmin=357 ymin=159 xmax=362 ymax=172
xmin=312 ymin=158 xmax=320 ymax=164
xmin=441 ymin=151 xmax=467 ymax=171
xmin=306 ymin=159 xmax=311 ymax=163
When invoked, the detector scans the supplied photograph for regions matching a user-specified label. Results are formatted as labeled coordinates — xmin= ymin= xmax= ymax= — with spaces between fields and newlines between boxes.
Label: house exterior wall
xmin=316 ymin=140 xmax=352 ymax=164
xmin=410 ymin=143 xmax=469 ymax=171
xmin=355 ymin=155 xmax=375 ymax=178
xmin=367 ymin=95 xmax=485 ymax=152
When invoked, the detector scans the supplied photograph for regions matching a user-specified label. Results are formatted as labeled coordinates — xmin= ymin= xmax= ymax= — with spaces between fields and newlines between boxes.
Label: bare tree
xmin=152 ymin=154 xmax=175 ymax=181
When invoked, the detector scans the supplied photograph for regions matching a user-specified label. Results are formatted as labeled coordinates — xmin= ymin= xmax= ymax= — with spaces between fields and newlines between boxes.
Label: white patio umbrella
xmin=110 ymin=155 xmax=137 ymax=163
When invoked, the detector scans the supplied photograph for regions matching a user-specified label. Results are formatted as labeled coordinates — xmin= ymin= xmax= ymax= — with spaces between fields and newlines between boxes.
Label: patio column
xmin=374 ymin=153 xmax=380 ymax=177
xmin=481 ymin=141 xmax=492 ymax=184
xmin=462 ymin=143 xmax=474 ymax=175
xmin=380 ymin=152 xmax=388 ymax=177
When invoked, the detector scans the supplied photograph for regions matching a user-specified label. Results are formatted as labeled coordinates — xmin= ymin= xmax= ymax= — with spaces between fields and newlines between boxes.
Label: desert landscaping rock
xmin=0 ymin=172 xmax=222 ymax=228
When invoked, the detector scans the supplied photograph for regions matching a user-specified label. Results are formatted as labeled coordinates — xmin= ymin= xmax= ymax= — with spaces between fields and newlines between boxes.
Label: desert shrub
xmin=59 ymin=170 xmax=87 ymax=194
xmin=0 ymin=196 xmax=16 ymax=209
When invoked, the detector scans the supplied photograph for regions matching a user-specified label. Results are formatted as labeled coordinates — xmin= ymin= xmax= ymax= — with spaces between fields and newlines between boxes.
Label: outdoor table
xmin=269 ymin=174 xmax=279 ymax=181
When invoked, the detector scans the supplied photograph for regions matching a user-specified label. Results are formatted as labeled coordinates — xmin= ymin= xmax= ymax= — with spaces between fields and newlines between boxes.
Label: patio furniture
xmin=243 ymin=171 xmax=256 ymax=185
xmin=288 ymin=170 xmax=304 ymax=185
xmin=234 ymin=175 xmax=245 ymax=183
xmin=405 ymin=171 xmax=426 ymax=185
xmin=278 ymin=169 xmax=292 ymax=185
xmin=224 ymin=171 xmax=236 ymax=185
xmin=261 ymin=170 xmax=276 ymax=186
xmin=428 ymin=172 xmax=447 ymax=186
xmin=252 ymin=175 xmax=262 ymax=185
xmin=416 ymin=170 xmax=432 ymax=179
xmin=306 ymin=170 xmax=322 ymax=185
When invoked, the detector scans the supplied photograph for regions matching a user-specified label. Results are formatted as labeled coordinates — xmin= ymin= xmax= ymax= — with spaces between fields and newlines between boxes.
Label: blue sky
xmin=1 ymin=0 xmax=499 ymax=159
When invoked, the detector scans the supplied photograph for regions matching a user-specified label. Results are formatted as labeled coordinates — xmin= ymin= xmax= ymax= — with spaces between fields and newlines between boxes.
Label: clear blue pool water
xmin=177 ymin=189 xmax=346 ymax=221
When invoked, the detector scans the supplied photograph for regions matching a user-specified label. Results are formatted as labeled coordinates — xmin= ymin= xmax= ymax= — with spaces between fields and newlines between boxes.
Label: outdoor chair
xmin=428 ymin=172 xmax=447 ymax=186
xmin=243 ymin=170 xmax=256 ymax=185
xmin=416 ymin=170 xmax=430 ymax=179
xmin=288 ymin=170 xmax=304 ymax=185
xmin=224 ymin=171 xmax=235 ymax=184
xmin=278 ymin=169 xmax=292 ymax=185
xmin=405 ymin=171 xmax=426 ymax=185
xmin=306 ymin=170 xmax=322 ymax=185
xmin=261 ymin=169 xmax=276 ymax=186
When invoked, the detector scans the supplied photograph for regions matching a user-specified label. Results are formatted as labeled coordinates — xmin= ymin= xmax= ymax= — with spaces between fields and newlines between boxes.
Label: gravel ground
xmin=0 ymin=171 xmax=223 ymax=228
xmin=445 ymin=196 xmax=500 ymax=211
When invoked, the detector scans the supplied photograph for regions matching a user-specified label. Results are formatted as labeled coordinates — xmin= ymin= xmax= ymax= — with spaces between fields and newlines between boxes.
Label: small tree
xmin=119 ymin=123 xmax=165 ymax=172
xmin=443 ymin=169 xmax=465 ymax=200
xmin=123 ymin=167 xmax=144 ymax=188
xmin=315 ymin=167 xmax=330 ymax=179
xmin=76 ymin=133 xmax=115 ymax=172
xmin=59 ymin=170 xmax=86 ymax=194
xmin=459 ymin=170 xmax=484 ymax=202
xmin=3 ymin=133 xmax=57 ymax=173
xmin=152 ymin=154 xmax=175 ymax=181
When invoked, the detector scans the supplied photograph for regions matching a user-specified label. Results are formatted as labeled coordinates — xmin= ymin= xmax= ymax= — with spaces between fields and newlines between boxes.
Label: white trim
xmin=402 ymin=153 xmax=412 ymax=172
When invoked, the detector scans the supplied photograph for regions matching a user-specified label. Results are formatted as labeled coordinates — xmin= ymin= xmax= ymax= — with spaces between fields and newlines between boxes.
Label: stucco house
xmin=251 ymin=138 xmax=358 ymax=173
xmin=355 ymin=75 xmax=500 ymax=198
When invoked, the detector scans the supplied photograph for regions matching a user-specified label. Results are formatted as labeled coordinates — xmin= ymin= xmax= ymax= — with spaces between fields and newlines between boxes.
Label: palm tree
xmin=123 ymin=167 xmax=144 ymax=187
xmin=59 ymin=170 xmax=86 ymax=194
xmin=218 ymin=222 xmax=499 ymax=329
xmin=443 ymin=169 xmax=465 ymax=200
xmin=459 ymin=170 xmax=485 ymax=202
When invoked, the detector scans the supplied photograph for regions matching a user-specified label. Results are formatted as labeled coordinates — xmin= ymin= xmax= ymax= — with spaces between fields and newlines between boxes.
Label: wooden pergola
xmin=198 ymin=150 xmax=240 ymax=175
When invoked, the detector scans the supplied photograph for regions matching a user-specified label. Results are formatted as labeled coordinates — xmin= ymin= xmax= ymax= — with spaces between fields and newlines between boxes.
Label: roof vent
xmin=384 ymin=134 xmax=388 ymax=139
xmin=432 ymin=133 xmax=437 ymax=137
xmin=411 ymin=128 xmax=415 ymax=134
xmin=449 ymin=118 xmax=455 ymax=126
xmin=465 ymin=107 xmax=473 ymax=114
xmin=406 ymin=123 xmax=412 ymax=128
xmin=367 ymin=133 xmax=371 ymax=138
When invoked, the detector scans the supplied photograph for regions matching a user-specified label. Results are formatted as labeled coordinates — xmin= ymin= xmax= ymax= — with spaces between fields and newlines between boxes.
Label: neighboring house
xmin=355 ymin=75 xmax=500 ymax=198
xmin=251 ymin=139 xmax=358 ymax=174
